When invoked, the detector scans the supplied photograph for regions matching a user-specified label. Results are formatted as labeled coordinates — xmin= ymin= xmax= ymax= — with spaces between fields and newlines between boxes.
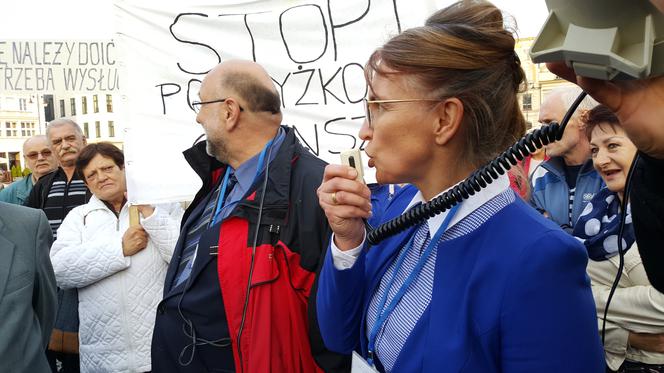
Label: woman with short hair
xmin=50 ymin=142 xmax=183 ymax=373
xmin=576 ymin=105 xmax=664 ymax=373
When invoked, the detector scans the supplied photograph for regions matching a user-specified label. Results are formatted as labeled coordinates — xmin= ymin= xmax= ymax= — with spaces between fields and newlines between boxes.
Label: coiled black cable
xmin=600 ymin=152 xmax=639 ymax=345
xmin=366 ymin=92 xmax=588 ymax=245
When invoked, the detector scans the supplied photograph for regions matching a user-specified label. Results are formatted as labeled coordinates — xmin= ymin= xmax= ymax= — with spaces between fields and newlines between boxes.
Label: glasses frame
xmin=191 ymin=98 xmax=245 ymax=113
xmin=363 ymin=98 xmax=441 ymax=128
xmin=25 ymin=149 xmax=53 ymax=160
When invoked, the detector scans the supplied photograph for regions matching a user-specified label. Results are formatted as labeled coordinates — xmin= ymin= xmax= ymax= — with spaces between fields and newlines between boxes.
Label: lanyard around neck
xmin=366 ymin=202 xmax=461 ymax=367
xmin=210 ymin=138 xmax=274 ymax=227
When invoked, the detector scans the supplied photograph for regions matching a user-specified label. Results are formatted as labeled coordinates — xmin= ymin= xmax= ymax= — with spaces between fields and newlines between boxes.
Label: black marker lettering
xmin=271 ymin=73 xmax=291 ymax=109
xmin=279 ymin=4 xmax=329 ymax=64
xmin=170 ymin=13 xmax=221 ymax=75
xmin=342 ymin=63 xmax=366 ymax=104
xmin=293 ymin=68 xmax=317 ymax=106
xmin=324 ymin=117 xmax=357 ymax=154
xmin=155 ymin=83 xmax=181 ymax=115
xmin=327 ymin=0 xmax=370 ymax=61
xmin=318 ymin=67 xmax=344 ymax=105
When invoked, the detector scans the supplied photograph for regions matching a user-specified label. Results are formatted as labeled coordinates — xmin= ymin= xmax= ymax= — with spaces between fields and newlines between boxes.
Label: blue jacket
xmin=0 ymin=176 xmax=34 ymax=205
xmin=367 ymin=183 xmax=400 ymax=227
xmin=317 ymin=185 xmax=604 ymax=372
xmin=530 ymin=157 xmax=604 ymax=228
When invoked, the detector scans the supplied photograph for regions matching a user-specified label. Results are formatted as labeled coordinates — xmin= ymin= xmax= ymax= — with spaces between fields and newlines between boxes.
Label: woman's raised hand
xmin=317 ymin=164 xmax=372 ymax=251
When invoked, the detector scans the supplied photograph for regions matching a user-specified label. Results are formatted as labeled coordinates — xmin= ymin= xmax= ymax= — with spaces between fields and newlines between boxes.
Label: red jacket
xmin=212 ymin=127 xmax=348 ymax=372
xmin=152 ymin=127 xmax=349 ymax=373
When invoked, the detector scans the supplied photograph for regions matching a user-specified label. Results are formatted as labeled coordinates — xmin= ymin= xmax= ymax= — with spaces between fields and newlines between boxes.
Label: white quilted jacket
xmin=51 ymin=196 xmax=183 ymax=373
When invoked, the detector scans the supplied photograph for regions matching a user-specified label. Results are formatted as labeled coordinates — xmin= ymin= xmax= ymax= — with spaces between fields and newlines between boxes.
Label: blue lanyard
xmin=210 ymin=138 xmax=274 ymax=226
xmin=366 ymin=202 xmax=461 ymax=367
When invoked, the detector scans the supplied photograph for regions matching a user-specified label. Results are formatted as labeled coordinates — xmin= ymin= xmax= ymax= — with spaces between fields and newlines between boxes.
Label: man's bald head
xmin=207 ymin=60 xmax=281 ymax=114
xmin=23 ymin=135 xmax=49 ymax=153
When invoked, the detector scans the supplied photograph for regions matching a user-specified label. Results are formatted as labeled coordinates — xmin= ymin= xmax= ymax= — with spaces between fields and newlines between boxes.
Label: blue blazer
xmin=317 ymin=186 xmax=604 ymax=372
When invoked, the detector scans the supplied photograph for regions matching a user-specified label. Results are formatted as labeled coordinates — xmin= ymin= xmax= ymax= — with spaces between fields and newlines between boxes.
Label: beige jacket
xmin=587 ymin=244 xmax=664 ymax=370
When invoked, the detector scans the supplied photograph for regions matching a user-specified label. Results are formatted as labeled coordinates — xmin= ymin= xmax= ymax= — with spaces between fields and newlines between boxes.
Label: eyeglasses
xmin=26 ymin=150 xmax=53 ymax=160
xmin=363 ymin=98 xmax=441 ymax=128
xmin=191 ymin=98 xmax=245 ymax=113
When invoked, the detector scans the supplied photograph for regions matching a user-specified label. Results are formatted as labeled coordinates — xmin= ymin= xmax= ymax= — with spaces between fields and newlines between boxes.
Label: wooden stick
xmin=129 ymin=205 xmax=140 ymax=227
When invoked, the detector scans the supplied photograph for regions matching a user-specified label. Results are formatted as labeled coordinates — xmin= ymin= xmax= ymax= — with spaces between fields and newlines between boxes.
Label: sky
xmin=1 ymin=0 xmax=549 ymax=39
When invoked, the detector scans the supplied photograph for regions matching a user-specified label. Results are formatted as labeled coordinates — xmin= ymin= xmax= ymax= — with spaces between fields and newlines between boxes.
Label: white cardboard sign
xmin=115 ymin=0 xmax=441 ymax=203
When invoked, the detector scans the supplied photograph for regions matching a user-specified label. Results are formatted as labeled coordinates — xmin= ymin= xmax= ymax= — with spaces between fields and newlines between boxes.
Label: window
xmin=93 ymin=95 xmax=99 ymax=113
xmin=95 ymin=121 xmax=101 ymax=138
xmin=83 ymin=122 xmax=89 ymax=138
xmin=82 ymin=96 xmax=88 ymax=114
xmin=522 ymin=93 xmax=532 ymax=111
xmin=106 ymin=94 xmax=113 ymax=113
xmin=59 ymin=99 xmax=66 ymax=117
xmin=108 ymin=121 xmax=115 ymax=137
xmin=70 ymin=98 xmax=76 ymax=116
xmin=19 ymin=98 xmax=27 ymax=111
xmin=7 ymin=123 xmax=17 ymax=137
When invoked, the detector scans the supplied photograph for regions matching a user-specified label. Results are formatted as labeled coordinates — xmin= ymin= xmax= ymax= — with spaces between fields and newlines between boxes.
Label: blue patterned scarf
xmin=573 ymin=188 xmax=636 ymax=261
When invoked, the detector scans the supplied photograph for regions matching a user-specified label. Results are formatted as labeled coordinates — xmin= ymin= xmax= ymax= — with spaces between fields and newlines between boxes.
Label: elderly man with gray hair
xmin=0 ymin=135 xmax=58 ymax=205
xmin=530 ymin=86 xmax=604 ymax=232
xmin=25 ymin=118 xmax=92 ymax=373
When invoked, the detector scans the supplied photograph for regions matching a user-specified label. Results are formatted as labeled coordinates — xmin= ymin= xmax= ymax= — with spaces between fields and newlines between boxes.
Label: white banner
xmin=0 ymin=40 xmax=120 ymax=93
xmin=115 ymin=0 xmax=442 ymax=204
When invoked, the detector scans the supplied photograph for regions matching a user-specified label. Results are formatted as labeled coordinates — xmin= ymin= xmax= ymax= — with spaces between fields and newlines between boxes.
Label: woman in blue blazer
xmin=315 ymin=1 xmax=605 ymax=372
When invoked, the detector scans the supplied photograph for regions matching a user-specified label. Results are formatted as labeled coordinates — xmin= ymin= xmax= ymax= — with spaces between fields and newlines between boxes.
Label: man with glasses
xmin=152 ymin=60 xmax=349 ymax=373
xmin=25 ymin=118 xmax=92 ymax=373
xmin=0 ymin=135 xmax=58 ymax=205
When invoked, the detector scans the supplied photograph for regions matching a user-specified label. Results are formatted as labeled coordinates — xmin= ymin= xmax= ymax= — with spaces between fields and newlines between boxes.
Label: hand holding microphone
xmin=317 ymin=150 xmax=372 ymax=251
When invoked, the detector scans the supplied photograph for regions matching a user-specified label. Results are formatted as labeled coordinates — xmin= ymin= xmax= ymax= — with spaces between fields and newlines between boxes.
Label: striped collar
xmin=404 ymin=174 xmax=510 ymax=236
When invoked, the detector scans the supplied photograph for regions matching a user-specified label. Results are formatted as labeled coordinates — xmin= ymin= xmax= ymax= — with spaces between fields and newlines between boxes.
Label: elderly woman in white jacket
xmin=51 ymin=142 xmax=183 ymax=373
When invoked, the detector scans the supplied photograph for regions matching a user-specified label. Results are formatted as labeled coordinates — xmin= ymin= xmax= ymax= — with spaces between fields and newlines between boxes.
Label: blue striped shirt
xmin=365 ymin=186 xmax=514 ymax=372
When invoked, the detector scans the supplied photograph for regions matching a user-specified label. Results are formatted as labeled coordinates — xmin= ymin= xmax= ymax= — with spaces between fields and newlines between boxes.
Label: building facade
xmin=0 ymin=92 xmax=122 ymax=179
xmin=515 ymin=37 xmax=578 ymax=130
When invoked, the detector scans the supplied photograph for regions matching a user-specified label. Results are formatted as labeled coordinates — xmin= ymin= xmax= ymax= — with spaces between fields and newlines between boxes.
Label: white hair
xmin=547 ymin=86 xmax=599 ymax=119
xmin=45 ymin=118 xmax=84 ymax=142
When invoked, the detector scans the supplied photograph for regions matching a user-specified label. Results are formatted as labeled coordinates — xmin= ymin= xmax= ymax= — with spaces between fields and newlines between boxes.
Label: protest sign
xmin=0 ymin=40 xmax=119 ymax=93
xmin=115 ymin=0 xmax=441 ymax=203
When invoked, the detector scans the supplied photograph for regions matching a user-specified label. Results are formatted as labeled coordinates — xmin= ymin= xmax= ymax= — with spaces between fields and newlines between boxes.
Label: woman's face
xmin=589 ymin=123 xmax=637 ymax=196
xmin=82 ymin=154 xmax=127 ymax=203
xmin=359 ymin=72 xmax=440 ymax=185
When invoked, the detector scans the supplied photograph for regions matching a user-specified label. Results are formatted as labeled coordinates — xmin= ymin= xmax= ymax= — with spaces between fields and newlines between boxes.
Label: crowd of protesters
xmin=2 ymin=0 xmax=664 ymax=372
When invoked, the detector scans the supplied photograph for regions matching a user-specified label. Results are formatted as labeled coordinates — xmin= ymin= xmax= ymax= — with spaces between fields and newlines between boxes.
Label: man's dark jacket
xmin=24 ymin=168 xmax=92 ymax=211
xmin=151 ymin=126 xmax=350 ymax=372
xmin=631 ymin=153 xmax=664 ymax=292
